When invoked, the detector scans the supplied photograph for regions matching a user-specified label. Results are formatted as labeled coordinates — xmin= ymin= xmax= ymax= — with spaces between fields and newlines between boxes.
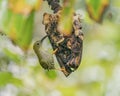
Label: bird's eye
xmin=36 ymin=42 xmax=39 ymax=45
xmin=79 ymin=26 xmax=82 ymax=29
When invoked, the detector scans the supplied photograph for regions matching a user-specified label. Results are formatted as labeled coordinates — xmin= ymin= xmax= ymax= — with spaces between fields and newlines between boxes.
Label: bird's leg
xmin=52 ymin=35 xmax=64 ymax=54
xmin=55 ymin=67 xmax=68 ymax=75
xmin=56 ymin=37 xmax=64 ymax=46
xmin=55 ymin=67 xmax=65 ymax=71
xmin=52 ymin=48 xmax=58 ymax=54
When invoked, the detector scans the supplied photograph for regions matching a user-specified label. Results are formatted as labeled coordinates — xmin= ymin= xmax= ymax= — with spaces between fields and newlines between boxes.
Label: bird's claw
xmin=52 ymin=48 xmax=58 ymax=54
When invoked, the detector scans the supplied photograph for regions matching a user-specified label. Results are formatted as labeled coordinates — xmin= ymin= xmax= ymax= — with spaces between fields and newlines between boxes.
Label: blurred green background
xmin=0 ymin=0 xmax=120 ymax=96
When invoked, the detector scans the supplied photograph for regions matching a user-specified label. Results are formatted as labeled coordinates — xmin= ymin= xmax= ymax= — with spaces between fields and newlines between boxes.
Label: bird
xmin=33 ymin=35 xmax=55 ymax=70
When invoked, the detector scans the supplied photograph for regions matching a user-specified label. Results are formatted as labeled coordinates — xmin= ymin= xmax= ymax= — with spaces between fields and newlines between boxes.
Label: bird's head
xmin=33 ymin=40 xmax=41 ymax=51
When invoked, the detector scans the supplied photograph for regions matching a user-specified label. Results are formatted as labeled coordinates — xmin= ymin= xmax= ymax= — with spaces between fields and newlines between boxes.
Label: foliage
xmin=0 ymin=72 xmax=22 ymax=87
xmin=86 ymin=0 xmax=109 ymax=22
xmin=0 ymin=0 xmax=120 ymax=96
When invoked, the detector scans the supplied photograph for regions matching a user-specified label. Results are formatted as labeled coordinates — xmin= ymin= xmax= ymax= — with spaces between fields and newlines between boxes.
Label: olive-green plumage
xmin=33 ymin=39 xmax=55 ymax=70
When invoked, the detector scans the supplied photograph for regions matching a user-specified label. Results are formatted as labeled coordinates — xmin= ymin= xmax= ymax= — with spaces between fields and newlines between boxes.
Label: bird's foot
xmin=55 ymin=67 xmax=68 ymax=76
xmin=52 ymin=48 xmax=58 ymax=54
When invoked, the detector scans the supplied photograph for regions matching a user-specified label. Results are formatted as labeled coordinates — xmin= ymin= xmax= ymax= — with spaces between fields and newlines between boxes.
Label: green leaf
xmin=86 ymin=0 xmax=109 ymax=22
xmin=3 ymin=48 xmax=21 ymax=63
xmin=8 ymin=0 xmax=43 ymax=14
xmin=2 ymin=10 xmax=34 ymax=51
xmin=45 ymin=70 xmax=57 ymax=80
xmin=18 ymin=11 xmax=34 ymax=51
xmin=0 ymin=72 xmax=22 ymax=87
xmin=58 ymin=85 xmax=77 ymax=96
xmin=58 ymin=0 xmax=75 ymax=36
